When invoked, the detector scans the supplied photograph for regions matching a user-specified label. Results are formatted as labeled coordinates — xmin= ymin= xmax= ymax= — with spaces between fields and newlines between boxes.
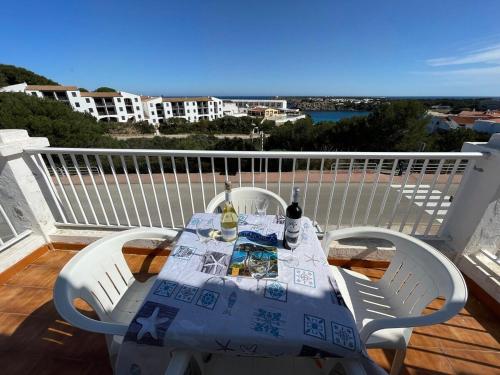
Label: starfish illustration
xmin=136 ymin=306 xmax=170 ymax=340
xmin=304 ymin=253 xmax=324 ymax=267
xmin=215 ymin=339 xmax=235 ymax=352
xmin=204 ymin=254 xmax=227 ymax=275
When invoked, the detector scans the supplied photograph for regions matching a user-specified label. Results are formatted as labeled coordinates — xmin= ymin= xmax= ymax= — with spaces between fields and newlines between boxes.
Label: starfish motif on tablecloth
xmin=136 ymin=306 xmax=170 ymax=340
xmin=304 ymin=253 xmax=325 ymax=267
xmin=215 ymin=339 xmax=235 ymax=352
xmin=203 ymin=254 xmax=227 ymax=275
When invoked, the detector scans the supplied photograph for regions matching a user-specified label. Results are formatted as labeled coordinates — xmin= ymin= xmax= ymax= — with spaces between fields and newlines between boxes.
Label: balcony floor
xmin=0 ymin=247 xmax=498 ymax=374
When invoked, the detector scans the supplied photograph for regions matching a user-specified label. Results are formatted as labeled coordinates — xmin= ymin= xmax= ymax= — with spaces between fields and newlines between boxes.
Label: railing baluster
xmin=324 ymin=159 xmax=339 ymax=232
xmin=0 ymin=203 xmax=18 ymax=236
xmin=238 ymin=158 xmax=242 ymax=187
xmin=265 ymin=158 xmax=268 ymax=190
xmin=399 ymin=159 xmax=429 ymax=232
xmin=302 ymin=158 xmax=311 ymax=210
xmin=82 ymin=154 xmax=108 ymax=225
xmin=312 ymin=158 xmax=325 ymax=226
xmin=224 ymin=157 xmax=228 ymax=181
xmin=363 ymin=158 xmax=384 ymax=225
xmin=108 ymin=155 xmax=131 ymax=227
xmin=351 ymin=159 xmax=369 ymax=227
xmin=70 ymin=154 xmax=98 ymax=225
xmin=424 ymin=159 xmax=461 ymax=236
xmin=158 ymin=156 xmax=175 ymax=227
xmin=411 ymin=159 xmax=445 ymax=235
xmin=185 ymin=157 xmax=195 ymax=215
xmin=95 ymin=155 xmax=120 ymax=226
xmin=171 ymin=156 xmax=185 ymax=227
xmin=133 ymin=155 xmax=152 ymax=227
xmin=211 ymin=157 xmax=217 ymax=195
xmin=58 ymin=153 xmax=88 ymax=224
xmin=387 ymin=159 xmax=414 ymax=229
xmin=146 ymin=156 xmax=163 ymax=227
xmin=338 ymin=159 xmax=354 ymax=228
xmin=251 ymin=158 xmax=255 ymax=187
xmin=47 ymin=154 xmax=77 ymax=222
xmin=120 ymin=155 xmax=141 ymax=226
xmin=198 ymin=157 xmax=206 ymax=211
xmin=376 ymin=159 xmax=398 ymax=227
xmin=278 ymin=158 xmax=282 ymax=196
xmin=32 ymin=154 xmax=67 ymax=224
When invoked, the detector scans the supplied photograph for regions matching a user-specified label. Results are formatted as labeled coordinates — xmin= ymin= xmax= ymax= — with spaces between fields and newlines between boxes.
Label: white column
xmin=441 ymin=133 xmax=500 ymax=256
xmin=0 ymin=129 xmax=56 ymax=240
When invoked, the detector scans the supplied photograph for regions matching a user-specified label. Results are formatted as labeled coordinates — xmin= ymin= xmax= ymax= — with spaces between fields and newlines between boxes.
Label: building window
xmin=136 ymin=106 xmax=140 ymax=110
xmin=122 ymin=116 xmax=125 ymax=120
xmin=187 ymin=110 xmax=190 ymax=113
xmin=150 ymin=103 xmax=153 ymax=107
xmin=117 ymin=98 xmax=121 ymax=102
xmin=71 ymin=92 xmax=77 ymax=97
xmin=152 ymin=111 xmax=155 ymax=115
xmin=138 ymin=115 xmax=142 ymax=119
xmin=134 ymin=98 xmax=138 ymax=102
xmin=167 ymin=110 xmax=171 ymax=114
xmin=85 ymin=98 xmax=90 ymax=103
xmin=75 ymin=102 xmax=80 ymax=107
xmin=119 ymin=107 xmax=124 ymax=111
xmin=89 ymin=108 xmax=94 ymax=113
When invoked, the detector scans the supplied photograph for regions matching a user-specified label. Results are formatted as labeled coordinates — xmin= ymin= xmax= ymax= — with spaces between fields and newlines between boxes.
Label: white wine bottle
xmin=220 ymin=180 xmax=238 ymax=241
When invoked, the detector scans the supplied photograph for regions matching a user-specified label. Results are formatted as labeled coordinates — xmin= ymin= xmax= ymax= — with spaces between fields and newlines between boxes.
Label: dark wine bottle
xmin=283 ymin=187 xmax=302 ymax=249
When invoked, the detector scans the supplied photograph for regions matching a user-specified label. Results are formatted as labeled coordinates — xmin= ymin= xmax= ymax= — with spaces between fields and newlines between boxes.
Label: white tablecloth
xmin=116 ymin=214 xmax=385 ymax=374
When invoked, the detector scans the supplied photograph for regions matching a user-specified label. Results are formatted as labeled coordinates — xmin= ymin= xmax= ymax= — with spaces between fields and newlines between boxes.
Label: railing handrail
xmin=24 ymin=147 xmax=485 ymax=159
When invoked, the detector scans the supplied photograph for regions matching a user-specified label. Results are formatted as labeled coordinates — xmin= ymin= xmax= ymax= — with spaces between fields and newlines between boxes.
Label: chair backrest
xmin=205 ymin=187 xmax=287 ymax=215
xmin=322 ymin=227 xmax=468 ymax=341
xmin=53 ymin=227 xmax=178 ymax=336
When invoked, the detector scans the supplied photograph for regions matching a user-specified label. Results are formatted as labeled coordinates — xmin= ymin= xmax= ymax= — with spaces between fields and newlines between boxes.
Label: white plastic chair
xmin=205 ymin=187 xmax=287 ymax=215
xmin=322 ymin=227 xmax=467 ymax=375
xmin=53 ymin=227 xmax=179 ymax=367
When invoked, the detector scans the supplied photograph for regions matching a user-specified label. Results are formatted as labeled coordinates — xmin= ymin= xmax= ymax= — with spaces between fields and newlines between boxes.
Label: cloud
xmin=426 ymin=44 xmax=500 ymax=66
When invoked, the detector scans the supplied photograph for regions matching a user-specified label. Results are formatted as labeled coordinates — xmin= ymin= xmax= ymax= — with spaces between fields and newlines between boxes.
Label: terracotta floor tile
xmin=403 ymin=346 xmax=455 ymax=374
xmin=33 ymin=250 xmax=77 ymax=269
xmin=5 ymin=264 xmax=60 ymax=289
xmin=443 ymin=348 xmax=500 ymax=375
xmin=0 ymin=285 xmax=53 ymax=316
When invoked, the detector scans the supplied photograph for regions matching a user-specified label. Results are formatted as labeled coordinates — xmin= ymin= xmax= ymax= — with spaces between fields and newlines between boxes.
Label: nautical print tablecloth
xmin=116 ymin=214 xmax=385 ymax=374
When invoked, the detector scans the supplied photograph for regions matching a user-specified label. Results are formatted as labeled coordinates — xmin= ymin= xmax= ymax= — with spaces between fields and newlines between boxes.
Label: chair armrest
xmin=359 ymin=298 xmax=465 ymax=343
xmin=53 ymin=276 xmax=129 ymax=336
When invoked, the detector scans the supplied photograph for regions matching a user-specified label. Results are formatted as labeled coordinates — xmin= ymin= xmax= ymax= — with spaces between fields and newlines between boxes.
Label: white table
xmin=116 ymin=214 xmax=384 ymax=374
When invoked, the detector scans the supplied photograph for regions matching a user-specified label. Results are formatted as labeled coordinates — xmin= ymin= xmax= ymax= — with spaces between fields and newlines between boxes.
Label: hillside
xmin=0 ymin=64 xmax=58 ymax=87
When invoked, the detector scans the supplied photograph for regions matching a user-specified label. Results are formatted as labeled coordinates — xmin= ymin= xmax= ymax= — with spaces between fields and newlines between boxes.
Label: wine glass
xmin=255 ymin=198 xmax=269 ymax=217
xmin=282 ymin=221 xmax=302 ymax=266
xmin=246 ymin=251 xmax=270 ymax=292
xmin=196 ymin=218 xmax=215 ymax=244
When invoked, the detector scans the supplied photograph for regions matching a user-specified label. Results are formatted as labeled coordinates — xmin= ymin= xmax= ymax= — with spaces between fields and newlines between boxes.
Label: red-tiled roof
xmin=26 ymin=85 xmax=78 ymax=91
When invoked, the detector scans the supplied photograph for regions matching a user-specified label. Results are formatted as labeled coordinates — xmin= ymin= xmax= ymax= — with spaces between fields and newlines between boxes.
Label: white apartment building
xmin=2 ymin=82 xmax=225 ymax=125
xmin=224 ymin=99 xmax=287 ymax=110
xmin=0 ymin=82 xmax=145 ymax=123
xmin=142 ymin=97 xmax=224 ymax=124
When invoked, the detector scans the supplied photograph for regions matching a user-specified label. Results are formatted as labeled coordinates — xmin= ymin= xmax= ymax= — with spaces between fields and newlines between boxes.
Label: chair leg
xmin=389 ymin=348 xmax=406 ymax=375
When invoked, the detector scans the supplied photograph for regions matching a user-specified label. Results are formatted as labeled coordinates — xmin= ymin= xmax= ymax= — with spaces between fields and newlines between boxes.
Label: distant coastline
xmin=306 ymin=111 xmax=370 ymax=124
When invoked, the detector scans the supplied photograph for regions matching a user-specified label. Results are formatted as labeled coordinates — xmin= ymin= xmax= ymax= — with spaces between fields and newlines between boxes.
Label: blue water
xmin=307 ymin=111 xmax=370 ymax=124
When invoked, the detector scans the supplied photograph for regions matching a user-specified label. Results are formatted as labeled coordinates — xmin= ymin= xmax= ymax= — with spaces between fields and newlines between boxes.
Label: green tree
xmin=0 ymin=92 xmax=119 ymax=148
xmin=95 ymin=87 xmax=117 ymax=92
xmin=78 ymin=87 xmax=89 ymax=92
xmin=0 ymin=64 xmax=58 ymax=86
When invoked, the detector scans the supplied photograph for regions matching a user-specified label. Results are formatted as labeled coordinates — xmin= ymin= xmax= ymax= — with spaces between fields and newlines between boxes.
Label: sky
xmin=1 ymin=0 xmax=500 ymax=97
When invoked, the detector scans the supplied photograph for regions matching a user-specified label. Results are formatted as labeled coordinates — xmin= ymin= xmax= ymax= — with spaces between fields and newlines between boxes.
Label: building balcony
xmin=0 ymin=129 xmax=498 ymax=374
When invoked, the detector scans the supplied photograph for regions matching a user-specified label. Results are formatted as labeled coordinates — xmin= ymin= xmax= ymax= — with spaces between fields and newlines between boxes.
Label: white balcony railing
xmin=0 ymin=202 xmax=31 ymax=252
xmin=24 ymin=148 xmax=484 ymax=239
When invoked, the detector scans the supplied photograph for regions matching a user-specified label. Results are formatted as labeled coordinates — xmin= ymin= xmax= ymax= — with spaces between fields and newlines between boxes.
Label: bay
xmin=307 ymin=111 xmax=370 ymax=124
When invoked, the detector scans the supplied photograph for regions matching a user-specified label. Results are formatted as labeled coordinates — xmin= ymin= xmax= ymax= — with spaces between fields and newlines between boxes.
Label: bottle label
xmin=284 ymin=217 xmax=301 ymax=239
xmin=221 ymin=227 xmax=237 ymax=241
